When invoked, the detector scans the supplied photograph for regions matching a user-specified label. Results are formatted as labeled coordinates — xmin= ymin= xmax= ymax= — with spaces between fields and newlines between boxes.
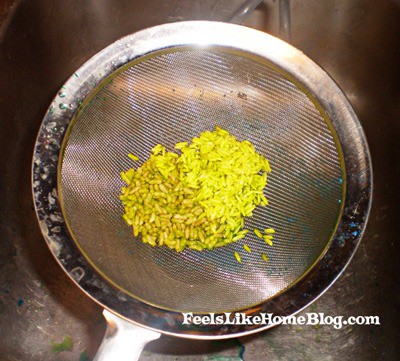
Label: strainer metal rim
xmin=31 ymin=21 xmax=372 ymax=339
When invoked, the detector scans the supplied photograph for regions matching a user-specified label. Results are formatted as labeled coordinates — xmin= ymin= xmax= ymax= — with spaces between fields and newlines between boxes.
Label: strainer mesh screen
xmin=60 ymin=49 xmax=343 ymax=313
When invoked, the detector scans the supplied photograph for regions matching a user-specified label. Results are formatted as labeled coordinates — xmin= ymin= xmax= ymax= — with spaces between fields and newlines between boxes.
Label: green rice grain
xmin=234 ymin=251 xmax=242 ymax=263
xmin=128 ymin=153 xmax=139 ymax=161
xmin=254 ymin=228 xmax=263 ymax=238
xmin=120 ymin=126 xmax=272 ymax=252
xmin=243 ymin=244 xmax=251 ymax=253
xmin=263 ymin=235 xmax=274 ymax=246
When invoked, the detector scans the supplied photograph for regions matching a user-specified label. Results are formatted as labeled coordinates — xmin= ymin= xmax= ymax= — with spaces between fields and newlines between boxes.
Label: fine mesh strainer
xmin=32 ymin=21 xmax=372 ymax=358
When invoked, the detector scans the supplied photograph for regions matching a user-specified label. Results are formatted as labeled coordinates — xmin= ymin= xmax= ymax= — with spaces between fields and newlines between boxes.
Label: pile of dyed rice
xmin=119 ymin=127 xmax=271 ymax=252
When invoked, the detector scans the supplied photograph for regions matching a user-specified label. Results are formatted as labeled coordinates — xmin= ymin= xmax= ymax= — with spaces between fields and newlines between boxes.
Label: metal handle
xmin=279 ymin=0 xmax=291 ymax=42
xmin=228 ymin=0 xmax=292 ymax=43
xmin=228 ymin=0 xmax=263 ymax=24
xmin=94 ymin=310 xmax=161 ymax=361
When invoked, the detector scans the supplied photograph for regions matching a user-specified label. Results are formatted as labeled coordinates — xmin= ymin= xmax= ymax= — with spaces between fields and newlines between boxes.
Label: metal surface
xmin=0 ymin=0 xmax=399 ymax=360
xmin=278 ymin=0 xmax=291 ymax=41
xmin=33 ymin=21 xmax=370 ymax=338
xmin=59 ymin=46 xmax=344 ymax=313
xmin=94 ymin=310 xmax=160 ymax=361
xmin=228 ymin=0 xmax=263 ymax=23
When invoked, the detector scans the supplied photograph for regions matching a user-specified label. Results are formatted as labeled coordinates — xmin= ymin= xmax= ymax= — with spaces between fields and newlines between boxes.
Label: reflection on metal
xmin=94 ymin=310 xmax=160 ymax=361
xmin=32 ymin=22 xmax=372 ymax=342
xmin=1 ymin=0 xmax=397 ymax=359
xmin=279 ymin=0 xmax=291 ymax=42
xmin=228 ymin=0 xmax=263 ymax=24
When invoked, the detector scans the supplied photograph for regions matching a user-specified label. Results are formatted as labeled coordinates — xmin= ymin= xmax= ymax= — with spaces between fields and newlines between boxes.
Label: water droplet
xmin=117 ymin=291 xmax=127 ymax=301
xmin=70 ymin=267 xmax=85 ymax=282
xmin=49 ymin=213 xmax=63 ymax=222
xmin=49 ymin=106 xmax=55 ymax=114
xmin=58 ymin=91 xmax=67 ymax=98
xmin=48 ymin=192 xmax=56 ymax=205
xmin=93 ymin=279 xmax=105 ymax=289
xmin=59 ymin=103 xmax=68 ymax=110
xmin=74 ymin=73 xmax=79 ymax=78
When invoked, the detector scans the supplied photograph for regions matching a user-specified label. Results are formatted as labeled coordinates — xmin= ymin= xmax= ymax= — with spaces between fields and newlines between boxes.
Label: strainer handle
xmin=94 ymin=309 xmax=161 ymax=361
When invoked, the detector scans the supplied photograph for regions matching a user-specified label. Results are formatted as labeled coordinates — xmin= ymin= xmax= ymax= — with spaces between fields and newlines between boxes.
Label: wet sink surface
xmin=0 ymin=1 xmax=399 ymax=360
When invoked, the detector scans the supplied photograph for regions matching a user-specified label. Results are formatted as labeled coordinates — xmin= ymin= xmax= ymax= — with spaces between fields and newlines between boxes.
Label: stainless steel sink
xmin=0 ymin=1 xmax=399 ymax=360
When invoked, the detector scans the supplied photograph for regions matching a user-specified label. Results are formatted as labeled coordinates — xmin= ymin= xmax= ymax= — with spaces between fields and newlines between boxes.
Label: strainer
xmin=32 ymin=21 xmax=372 ymax=359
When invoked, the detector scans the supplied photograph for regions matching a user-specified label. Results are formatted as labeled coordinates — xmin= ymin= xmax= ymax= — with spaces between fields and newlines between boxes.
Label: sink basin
xmin=0 ymin=0 xmax=399 ymax=360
